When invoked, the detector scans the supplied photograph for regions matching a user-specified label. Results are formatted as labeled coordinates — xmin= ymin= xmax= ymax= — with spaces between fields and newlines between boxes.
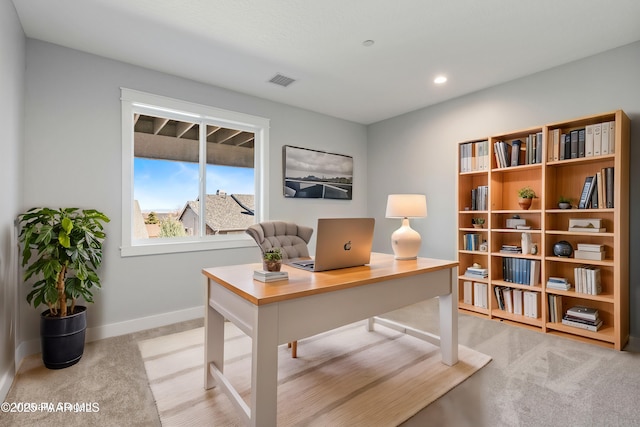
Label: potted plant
xmin=263 ymin=248 xmax=283 ymax=272
xmin=472 ymin=218 xmax=485 ymax=228
xmin=517 ymin=186 xmax=536 ymax=210
xmin=558 ymin=196 xmax=572 ymax=209
xmin=17 ymin=207 xmax=110 ymax=369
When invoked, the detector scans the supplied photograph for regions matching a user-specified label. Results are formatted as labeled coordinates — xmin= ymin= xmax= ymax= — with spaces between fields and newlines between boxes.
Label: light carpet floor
xmin=139 ymin=321 xmax=491 ymax=426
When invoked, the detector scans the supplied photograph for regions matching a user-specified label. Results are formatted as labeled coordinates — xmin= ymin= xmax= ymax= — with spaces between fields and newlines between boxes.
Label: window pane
xmin=203 ymin=124 xmax=255 ymax=235
xmin=134 ymin=115 xmax=199 ymax=239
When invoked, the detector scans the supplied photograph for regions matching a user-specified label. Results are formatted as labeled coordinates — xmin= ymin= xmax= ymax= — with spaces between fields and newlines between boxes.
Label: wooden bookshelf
xmin=457 ymin=110 xmax=629 ymax=350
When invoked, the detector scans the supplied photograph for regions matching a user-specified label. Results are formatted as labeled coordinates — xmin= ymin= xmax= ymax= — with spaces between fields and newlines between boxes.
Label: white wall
xmin=18 ymin=40 xmax=368 ymax=355
xmin=367 ymin=41 xmax=640 ymax=337
xmin=0 ymin=0 xmax=25 ymax=400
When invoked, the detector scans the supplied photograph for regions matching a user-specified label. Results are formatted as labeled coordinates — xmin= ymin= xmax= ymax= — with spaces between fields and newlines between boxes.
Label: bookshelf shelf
xmin=457 ymin=110 xmax=629 ymax=350
xmin=491 ymin=310 xmax=544 ymax=327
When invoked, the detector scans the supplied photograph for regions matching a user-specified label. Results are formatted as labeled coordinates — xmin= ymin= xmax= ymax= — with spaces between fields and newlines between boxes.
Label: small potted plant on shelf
xmin=263 ymin=248 xmax=283 ymax=272
xmin=517 ymin=186 xmax=536 ymax=210
xmin=472 ymin=218 xmax=485 ymax=229
xmin=17 ymin=207 xmax=110 ymax=369
xmin=558 ymin=196 xmax=572 ymax=209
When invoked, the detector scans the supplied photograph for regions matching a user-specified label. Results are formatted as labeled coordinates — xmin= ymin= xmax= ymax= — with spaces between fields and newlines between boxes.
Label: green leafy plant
xmin=263 ymin=248 xmax=283 ymax=261
xmin=17 ymin=207 xmax=110 ymax=317
xmin=558 ymin=196 xmax=571 ymax=203
xmin=472 ymin=217 xmax=485 ymax=225
xmin=517 ymin=186 xmax=536 ymax=199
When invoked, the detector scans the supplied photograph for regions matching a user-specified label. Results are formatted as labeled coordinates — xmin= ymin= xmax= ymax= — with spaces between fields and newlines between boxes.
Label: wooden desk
xmin=203 ymin=252 xmax=458 ymax=427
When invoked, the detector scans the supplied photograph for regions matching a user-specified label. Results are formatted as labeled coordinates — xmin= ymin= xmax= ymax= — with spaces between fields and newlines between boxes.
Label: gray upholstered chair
xmin=246 ymin=221 xmax=314 ymax=357
xmin=246 ymin=221 xmax=313 ymax=260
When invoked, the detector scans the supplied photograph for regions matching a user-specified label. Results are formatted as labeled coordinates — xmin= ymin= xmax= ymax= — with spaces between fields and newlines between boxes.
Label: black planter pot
xmin=40 ymin=306 xmax=87 ymax=369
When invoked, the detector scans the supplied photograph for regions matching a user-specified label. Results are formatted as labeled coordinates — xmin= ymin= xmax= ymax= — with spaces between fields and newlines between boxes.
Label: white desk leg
xmin=250 ymin=304 xmax=279 ymax=427
xmin=438 ymin=268 xmax=459 ymax=366
xmin=204 ymin=278 xmax=225 ymax=390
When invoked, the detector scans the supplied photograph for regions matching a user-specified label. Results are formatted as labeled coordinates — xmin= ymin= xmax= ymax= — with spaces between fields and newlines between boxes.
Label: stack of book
xmin=546 ymin=277 xmax=571 ymax=291
xmin=464 ymin=266 xmax=488 ymax=279
xmin=253 ymin=270 xmax=289 ymax=282
xmin=499 ymin=244 xmax=522 ymax=254
xmin=574 ymin=266 xmax=602 ymax=295
xmin=574 ymin=243 xmax=605 ymax=261
xmin=562 ymin=306 xmax=603 ymax=332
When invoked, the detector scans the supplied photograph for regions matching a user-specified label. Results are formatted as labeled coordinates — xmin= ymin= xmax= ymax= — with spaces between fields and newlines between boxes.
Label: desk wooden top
xmin=202 ymin=252 xmax=457 ymax=306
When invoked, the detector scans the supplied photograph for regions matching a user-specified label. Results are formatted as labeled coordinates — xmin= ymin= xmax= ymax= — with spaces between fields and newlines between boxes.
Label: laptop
xmin=289 ymin=218 xmax=375 ymax=272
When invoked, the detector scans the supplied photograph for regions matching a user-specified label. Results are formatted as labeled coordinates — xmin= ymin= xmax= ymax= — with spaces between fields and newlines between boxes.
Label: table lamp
xmin=385 ymin=194 xmax=427 ymax=260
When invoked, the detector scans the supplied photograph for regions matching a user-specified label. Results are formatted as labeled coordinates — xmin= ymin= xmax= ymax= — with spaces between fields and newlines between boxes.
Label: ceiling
xmin=12 ymin=0 xmax=640 ymax=124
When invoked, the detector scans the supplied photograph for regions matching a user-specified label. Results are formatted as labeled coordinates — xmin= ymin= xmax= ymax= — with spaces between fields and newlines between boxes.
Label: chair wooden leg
xmin=291 ymin=340 xmax=297 ymax=358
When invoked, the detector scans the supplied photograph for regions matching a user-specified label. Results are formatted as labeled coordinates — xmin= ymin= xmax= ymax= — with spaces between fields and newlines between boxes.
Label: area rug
xmin=138 ymin=321 xmax=491 ymax=426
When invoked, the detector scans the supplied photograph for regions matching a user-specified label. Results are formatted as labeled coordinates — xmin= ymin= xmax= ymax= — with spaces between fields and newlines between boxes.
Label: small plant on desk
xmin=263 ymin=248 xmax=283 ymax=272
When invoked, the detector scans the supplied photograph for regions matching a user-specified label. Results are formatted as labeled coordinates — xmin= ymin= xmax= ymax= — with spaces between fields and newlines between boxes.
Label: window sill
xmin=120 ymin=235 xmax=256 ymax=257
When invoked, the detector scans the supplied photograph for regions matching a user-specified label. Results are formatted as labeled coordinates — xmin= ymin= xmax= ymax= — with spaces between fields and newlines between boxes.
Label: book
xmin=578 ymin=128 xmax=585 ymax=157
xmin=523 ymin=291 xmax=539 ymax=318
xmin=596 ymin=170 xmax=604 ymax=210
xmin=608 ymin=121 xmax=615 ymax=153
xmin=513 ymin=289 xmax=523 ymax=315
xmin=463 ymin=281 xmax=473 ymax=305
xmin=593 ymin=123 xmax=602 ymax=156
xmin=511 ymin=139 xmax=521 ymax=166
xmin=570 ymin=130 xmax=579 ymax=159
xmin=503 ymin=288 xmax=513 ymax=313
xmin=546 ymin=281 xmax=571 ymax=291
xmin=576 ymin=243 xmax=604 ymax=252
xmin=601 ymin=121 xmax=609 ymax=154
xmin=548 ymin=294 xmax=563 ymax=322
xmin=535 ymin=132 xmax=543 ymax=164
xmin=574 ymin=249 xmax=605 ymax=261
xmin=548 ymin=129 xmax=558 ymax=162
xmin=562 ymin=316 xmax=602 ymax=332
xmin=577 ymin=176 xmax=595 ymax=209
xmin=566 ymin=305 xmax=599 ymax=321
xmin=585 ymin=125 xmax=594 ymax=157
xmin=590 ymin=173 xmax=598 ymax=208
xmin=253 ymin=270 xmax=289 ymax=282
xmin=473 ymin=282 xmax=488 ymax=308
xmin=605 ymin=167 xmax=614 ymax=208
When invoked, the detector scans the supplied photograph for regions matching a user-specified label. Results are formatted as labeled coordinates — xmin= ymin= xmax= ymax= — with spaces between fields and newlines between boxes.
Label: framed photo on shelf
xmin=282 ymin=145 xmax=353 ymax=199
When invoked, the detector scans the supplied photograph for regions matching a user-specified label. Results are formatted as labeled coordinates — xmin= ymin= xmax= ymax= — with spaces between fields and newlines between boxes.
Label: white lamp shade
xmin=385 ymin=194 xmax=427 ymax=218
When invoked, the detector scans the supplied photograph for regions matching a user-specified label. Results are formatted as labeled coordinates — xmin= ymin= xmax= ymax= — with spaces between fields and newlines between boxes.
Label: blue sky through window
xmin=134 ymin=158 xmax=254 ymax=212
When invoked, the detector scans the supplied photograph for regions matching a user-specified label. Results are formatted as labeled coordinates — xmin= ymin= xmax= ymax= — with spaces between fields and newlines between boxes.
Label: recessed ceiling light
xmin=362 ymin=40 xmax=375 ymax=47
xmin=434 ymin=75 xmax=447 ymax=84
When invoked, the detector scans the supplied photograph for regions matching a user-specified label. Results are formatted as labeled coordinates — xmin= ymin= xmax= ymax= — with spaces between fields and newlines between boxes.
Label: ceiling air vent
xmin=268 ymin=73 xmax=296 ymax=87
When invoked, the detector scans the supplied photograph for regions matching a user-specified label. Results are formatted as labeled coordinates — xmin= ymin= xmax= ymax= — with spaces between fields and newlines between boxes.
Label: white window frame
xmin=120 ymin=88 xmax=270 ymax=257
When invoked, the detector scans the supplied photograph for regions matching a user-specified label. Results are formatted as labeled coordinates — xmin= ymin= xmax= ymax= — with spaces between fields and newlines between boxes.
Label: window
xmin=121 ymin=88 xmax=269 ymax=256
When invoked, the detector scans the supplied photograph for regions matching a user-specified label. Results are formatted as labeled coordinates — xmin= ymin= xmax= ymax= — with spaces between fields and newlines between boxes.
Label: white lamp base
xmin=390 ymin=218 xmax=422 ymax=260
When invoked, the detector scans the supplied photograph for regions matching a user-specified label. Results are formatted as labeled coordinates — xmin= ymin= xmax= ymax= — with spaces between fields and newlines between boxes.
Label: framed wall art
xmin=283 ymin=145 xmax=353 ymax=199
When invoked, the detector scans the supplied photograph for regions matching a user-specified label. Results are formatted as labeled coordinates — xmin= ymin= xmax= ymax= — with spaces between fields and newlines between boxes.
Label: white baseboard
xmin=0 ymin=366 xmax=15 ymax=403
xmin=13 ymin=305 xmax=204 ymax=380
xmin=85 ymin=305 xmax=203 ymax=342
